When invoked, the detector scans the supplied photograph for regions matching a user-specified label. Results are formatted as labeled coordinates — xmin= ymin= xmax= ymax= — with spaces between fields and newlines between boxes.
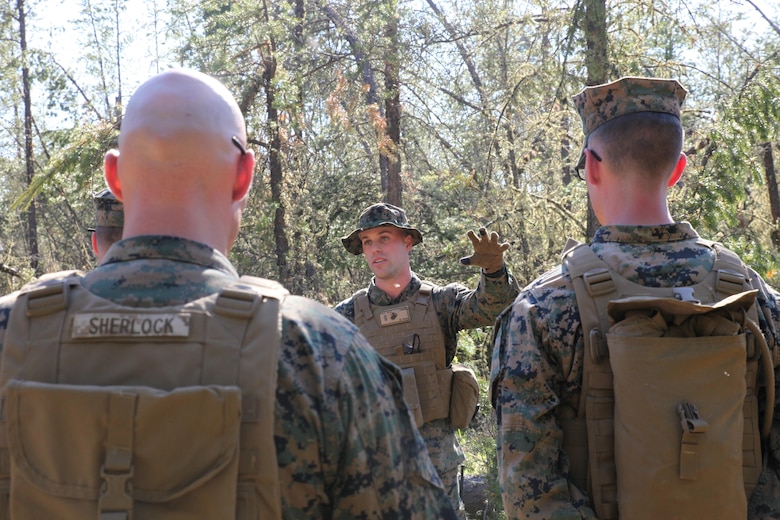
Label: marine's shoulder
xmin=280 ymin=294 xmax=361 ymax=344
xmin=0 ymin=290 xmax=21 ymax=336
xmin=527 ymin=264 xmax=573 ymax=298
xmin=422 ymin=279 xmax=468 ymax=299
xmin=0 ymin=271 xmax=84 ymax=341
xmin=495 ymin=264 xmax=574 ymax=319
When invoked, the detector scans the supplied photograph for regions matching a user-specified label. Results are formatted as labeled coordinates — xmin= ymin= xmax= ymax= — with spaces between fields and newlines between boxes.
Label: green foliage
xmin=11 ymin=122 xmax=117 ymax=211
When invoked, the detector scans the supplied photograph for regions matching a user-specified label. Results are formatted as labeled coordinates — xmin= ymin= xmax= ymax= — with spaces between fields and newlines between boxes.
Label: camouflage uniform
xmin=491 ymin=224 xmax=780 ymax=518
xmin=0 ymin=235 xmax=459 ymax=519
xmin=491 ymin=76 xmax=780 ymax=519
xmin=336 ymin=205 xmax=520 ymax=518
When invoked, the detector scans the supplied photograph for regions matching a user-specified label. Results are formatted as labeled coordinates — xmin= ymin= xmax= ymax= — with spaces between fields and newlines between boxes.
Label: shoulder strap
xmin=560 ymin=242 xmax=619 ymax=519
xmin=354 ymin=289 xmax=375 ymax=331
xmin=224 ymin=276 xmax=287 ymax=519
xmin=0 ymin=272 xmax=85 ymax=386
xmin=561 ymin=242 xmax=613 ymax=373
xmin=414 ymin=283 xmax=433 ymax=322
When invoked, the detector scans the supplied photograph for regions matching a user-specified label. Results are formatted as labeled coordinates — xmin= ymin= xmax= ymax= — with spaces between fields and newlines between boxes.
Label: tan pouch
xmin=607 ymin=294 xmax=752 ymax=520
xmin=401 ymin=367 xmax=424 ymax=427
xmin=4 ymin=380 xmax=241 ymax=520
xmin=449 ymin=363 xmax=479 ymax=429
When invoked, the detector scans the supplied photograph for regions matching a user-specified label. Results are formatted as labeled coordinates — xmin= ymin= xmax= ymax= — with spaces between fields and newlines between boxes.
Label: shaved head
xmin=105 ymin=69 xmax=254 ymax=254
xmin=120 ymin=69 xmax=246 ymax=156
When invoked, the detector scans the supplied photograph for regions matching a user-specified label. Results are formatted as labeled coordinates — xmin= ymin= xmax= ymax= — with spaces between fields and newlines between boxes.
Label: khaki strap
xmin=354 ymin=291 xmax=377 ymax=333
xmin=678 ymin=401 xmax=707 ymax=480
xmin=747 ymin=318 xmax=776 ymax=439
xmin=233 ymin=277 xmax=285 ymax=519
xmin=413 ymin=283 xmax=433 ymax=322
xmin=22 ymin=281 xmax=74 ymax=382
xmin=99 ymin=391 xmax=138 ymax=520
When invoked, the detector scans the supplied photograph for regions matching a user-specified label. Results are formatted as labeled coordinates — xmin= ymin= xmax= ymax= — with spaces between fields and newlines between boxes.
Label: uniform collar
xmin=367 ymin=273 xmax=422 ymax=305
xmin=100 ymin=235 xmax=239 ymax=276
xmin=593 ymin=222 xmax=699 ymax=244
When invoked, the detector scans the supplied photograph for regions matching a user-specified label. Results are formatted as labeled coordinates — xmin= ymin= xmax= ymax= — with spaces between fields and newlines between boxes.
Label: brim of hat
xmin=341 ymin=223 xmax=423 ymax=255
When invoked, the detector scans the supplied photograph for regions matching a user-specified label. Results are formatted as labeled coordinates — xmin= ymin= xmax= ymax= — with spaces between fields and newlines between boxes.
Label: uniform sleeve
xmin=436 ymin=266 xmax=520 ymax=333
xmin=490 ymin=293 xmax=596 ymax=519
xmin=747 ymin=272 xmax=780 ymax=518
xmin=331 ymin=297 xmax=355 ymax=322
xmin=275 ymin=298 xmax=456 ymax=519
xmin=330 ymin=334 xmax=458 ymax=519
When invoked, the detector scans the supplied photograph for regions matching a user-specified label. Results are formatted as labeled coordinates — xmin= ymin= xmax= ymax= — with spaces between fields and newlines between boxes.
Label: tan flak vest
xmin=0 ymin=271 xmax=288 ymax=520
xmin=559 ymin=239 xmax=776 ymax=520
xmin=354 ymin=283 xmax=453 ymax=427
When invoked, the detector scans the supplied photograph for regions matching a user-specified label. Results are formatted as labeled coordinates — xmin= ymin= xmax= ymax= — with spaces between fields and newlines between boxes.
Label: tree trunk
xmin=762 ymin=142 xmax=780 ymax=248
xmin=384 ymin=4 xmax=403 ymax=207
xmin=263 ymin=53 xmax=290 ymax=284
xmin=582 ymin=0 xmax=607 ymax=240
xmin=17 ymin=0 xmax=40 ymax=274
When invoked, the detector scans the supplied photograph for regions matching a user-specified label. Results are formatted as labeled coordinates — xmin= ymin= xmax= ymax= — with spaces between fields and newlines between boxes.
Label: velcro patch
xmin=71 ymin=313 xmax=191 ymax=338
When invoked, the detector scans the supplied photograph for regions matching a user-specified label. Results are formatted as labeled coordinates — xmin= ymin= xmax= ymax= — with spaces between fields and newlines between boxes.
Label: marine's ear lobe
xmin=232 ymin=150 xmax=254 ymax=202
xmin=668 ymin=153 xmax=686 ymax=187
xmin=104 ymin=150 xmax=123 ymax=200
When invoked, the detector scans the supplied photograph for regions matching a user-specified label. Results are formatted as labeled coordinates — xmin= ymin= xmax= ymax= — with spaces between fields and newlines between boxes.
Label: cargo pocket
xmin=4 ymin=380 xmax=241 ymax=520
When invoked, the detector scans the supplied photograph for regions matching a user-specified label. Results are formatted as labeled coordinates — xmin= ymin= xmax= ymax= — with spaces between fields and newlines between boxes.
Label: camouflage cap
xmin=341 ymin=203 xmax=423 ymax=255
xmin=573 ymin=76 xmax=687 ymax=169
xmin=88 ymin=188 xmax=124 ymax=231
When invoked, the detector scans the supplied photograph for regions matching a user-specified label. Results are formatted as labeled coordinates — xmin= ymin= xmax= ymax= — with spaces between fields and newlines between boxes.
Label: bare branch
xmin=743 ymin=0 xmax=780 ymax=37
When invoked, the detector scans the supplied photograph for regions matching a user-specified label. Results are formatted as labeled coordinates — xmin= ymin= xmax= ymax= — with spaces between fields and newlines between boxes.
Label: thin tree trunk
xmin=384 ymin=5 xmax=403 ymax=207
xmin=263 ymin=53 xmax=290 ymax=284
xmin=582 ymin=0 xmax=607 ymax=240
xmin=762 ymin=142 xmax=780 ymax=248
xmin=17 ymin=0 xmax=40 ymax=274
xmin=424 ymin=0 xmax=510 ymax=194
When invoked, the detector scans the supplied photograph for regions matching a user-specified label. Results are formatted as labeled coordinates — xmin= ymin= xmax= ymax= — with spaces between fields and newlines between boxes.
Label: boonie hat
xmin=572 ymin=76 xmax=687 ymax=170
xmin=341 ymin=203 xmax=423 ymax=255
xmin=87 ymin=188 xmax=124 ymax=232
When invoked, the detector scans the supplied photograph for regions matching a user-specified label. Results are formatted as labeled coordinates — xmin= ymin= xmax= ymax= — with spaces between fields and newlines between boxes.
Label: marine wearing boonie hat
xmin=572 ymin=76 xmax=687 ymax=170
xmin=87 ymin=188 xmax=124 ymax=232
xmin=342 ymin=203 xmax=423 ymax=255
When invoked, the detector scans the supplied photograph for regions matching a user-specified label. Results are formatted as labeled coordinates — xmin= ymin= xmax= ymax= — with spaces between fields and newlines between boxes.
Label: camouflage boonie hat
xmin=87 ymin=188 xmax=124 ymax=232
xmin=341 ymin=203 xmax=423 ymax=255
xmin=573 ymin=76 xmax=687 ymax=169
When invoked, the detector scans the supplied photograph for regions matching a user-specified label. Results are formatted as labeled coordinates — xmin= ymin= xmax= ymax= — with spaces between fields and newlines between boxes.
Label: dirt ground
xmin=462 ymin=474 xmax=491 ymax=519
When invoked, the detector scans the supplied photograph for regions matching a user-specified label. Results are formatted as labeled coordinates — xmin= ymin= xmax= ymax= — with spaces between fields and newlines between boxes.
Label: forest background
xmin=2 ymin=0 xmax=780 ymax=517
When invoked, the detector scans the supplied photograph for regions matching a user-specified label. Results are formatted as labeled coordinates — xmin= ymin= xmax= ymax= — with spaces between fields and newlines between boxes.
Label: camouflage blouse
xmin=491 ymin=223 xmax=780 ymax=519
